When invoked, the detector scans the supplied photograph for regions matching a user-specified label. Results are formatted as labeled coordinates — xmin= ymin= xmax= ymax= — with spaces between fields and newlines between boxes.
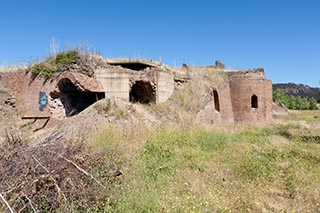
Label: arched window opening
xmin=251 ymin=95 xmax=258 ymax=109
xmin=212 ymin=89 xmax=220 ymax=112
xmin=130 ymin=81 xmax=156 ymax=104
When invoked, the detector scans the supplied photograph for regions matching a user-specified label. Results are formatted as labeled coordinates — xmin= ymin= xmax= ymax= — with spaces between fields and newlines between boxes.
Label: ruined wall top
xmin=226 ymin=68 xmax=267 ymax=80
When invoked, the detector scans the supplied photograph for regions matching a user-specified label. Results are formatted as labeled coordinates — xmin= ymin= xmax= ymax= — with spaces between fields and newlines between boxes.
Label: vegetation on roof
xmin=28 ymin=50 xmax=80 ymax=78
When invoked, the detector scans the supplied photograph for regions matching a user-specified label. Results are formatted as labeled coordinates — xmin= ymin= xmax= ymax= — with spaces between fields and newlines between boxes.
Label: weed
xmin=95 ymin=99 xmax=112 ymax=114
xmin=189 ymin=162 xmax=205 ymax=172
xmin=116 ymin=109 xmax=125 ymax=119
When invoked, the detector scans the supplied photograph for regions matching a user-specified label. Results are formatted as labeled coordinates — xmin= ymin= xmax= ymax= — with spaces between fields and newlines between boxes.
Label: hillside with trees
xmin=273 ymin=83 xmax=320 ymax=102
xmin=273 ymin=89 xmax=318 ymax=110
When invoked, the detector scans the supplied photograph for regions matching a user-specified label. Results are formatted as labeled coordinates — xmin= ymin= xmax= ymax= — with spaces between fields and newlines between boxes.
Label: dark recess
xmin=212 ymin=90 xmax=220 ymax=112
xmin=53 ymin=78 xmax=105 ymax=116
xmin=109 ymin=62 xmax=154 ymax=71
xmin=251 ymin=95 xmax=258 ymax=108
xmin=130 ymin=81 xmax=155 ymax=104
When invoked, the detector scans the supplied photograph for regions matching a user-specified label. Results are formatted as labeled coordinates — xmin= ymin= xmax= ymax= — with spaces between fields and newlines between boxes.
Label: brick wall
xmin=229 ymin=74 xmax=273 ymax=122
xmin=2 ymin=72 xmax=56 ymax=117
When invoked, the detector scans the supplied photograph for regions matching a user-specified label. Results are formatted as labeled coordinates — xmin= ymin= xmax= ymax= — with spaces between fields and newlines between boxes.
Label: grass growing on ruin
xmin=81 ymin=111 xmax=320 ymax=212
xmin=28 ymin=50 xmax=79 ymax=78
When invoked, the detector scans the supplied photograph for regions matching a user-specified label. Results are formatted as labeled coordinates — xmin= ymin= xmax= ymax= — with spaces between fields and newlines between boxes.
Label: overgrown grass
xmin=2 ymin=109 xmax=319 ymax=212
xmin=84 ymin=115 xmax=320 ymax=212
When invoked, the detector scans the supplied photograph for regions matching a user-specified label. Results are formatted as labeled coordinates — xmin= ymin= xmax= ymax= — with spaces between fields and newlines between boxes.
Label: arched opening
xmin=212 ymin=89 xmax=220 ymax=112
xmin=251 ymin=95 xmax=258 ymax=109
xmin=52 ymin=78 xmax=105 ymax=117
xmin=130 ymin=81 xmax=155 ymax=104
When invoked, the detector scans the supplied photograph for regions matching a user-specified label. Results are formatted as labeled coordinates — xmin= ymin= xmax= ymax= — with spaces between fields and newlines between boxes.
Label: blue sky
xmin=0 ymin=0 xmax=319 ymax=87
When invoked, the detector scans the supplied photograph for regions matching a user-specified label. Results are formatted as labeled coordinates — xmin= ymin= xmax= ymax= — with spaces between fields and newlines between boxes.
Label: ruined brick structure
xmin=228 ymin=69 xmax=273 ymax=122
xmin=192 ymin=64 xmax=272 ymax=123
xmin=1 ymin=58 xmax=272 ymax=123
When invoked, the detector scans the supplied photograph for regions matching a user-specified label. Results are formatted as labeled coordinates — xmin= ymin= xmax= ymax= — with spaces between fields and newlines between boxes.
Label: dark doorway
xmin=251 ymin=95 xmax=258 ymax=109
xmin=130 ymin=81 xmax=155 ymax=104
xmin=212 ymin=90 xmax=220 ymax=112
xmin=53 ymin=78 xmax=105 ymax=117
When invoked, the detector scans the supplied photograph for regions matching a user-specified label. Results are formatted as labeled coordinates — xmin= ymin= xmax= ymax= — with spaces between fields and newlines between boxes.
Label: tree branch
xmin=0 ymin=193 xmax=14 ymax=213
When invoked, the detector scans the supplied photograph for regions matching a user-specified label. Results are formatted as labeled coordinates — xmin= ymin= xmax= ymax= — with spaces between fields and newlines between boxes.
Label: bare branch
xmin=21 ymin=193 xmax=37 ymax=213
xmin=59 ymin=155 xmax=106 ymax=189
xmin=32 ymin=155 xmax=67 ymax=202
xmin=0 ymin=193 xmax=14 ymax=213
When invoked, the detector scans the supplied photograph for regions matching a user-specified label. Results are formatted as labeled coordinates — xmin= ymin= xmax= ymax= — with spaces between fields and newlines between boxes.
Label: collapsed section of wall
xmin=50 ymin=72 xmax=105 ymax=118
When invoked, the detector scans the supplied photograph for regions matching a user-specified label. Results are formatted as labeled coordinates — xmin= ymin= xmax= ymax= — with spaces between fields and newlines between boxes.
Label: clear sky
xmin=1 ymin=0 xmax=319 ymax=87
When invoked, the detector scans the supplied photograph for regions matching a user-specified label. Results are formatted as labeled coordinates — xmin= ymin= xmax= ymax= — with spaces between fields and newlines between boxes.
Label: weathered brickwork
xmin=228 ymin=69 xmax=273 ymax=122
xmin=1 ymin=60 xmax=273 ymax=124
xmin=2 ymin=72 xmax=56 ymax=117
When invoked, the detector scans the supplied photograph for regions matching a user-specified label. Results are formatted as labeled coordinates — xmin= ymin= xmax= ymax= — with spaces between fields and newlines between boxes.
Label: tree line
xmin=273 ymin=89 xmax=318 ymax=110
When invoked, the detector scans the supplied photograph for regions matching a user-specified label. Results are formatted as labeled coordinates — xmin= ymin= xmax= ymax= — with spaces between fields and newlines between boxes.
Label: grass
xmin=94 ymin=98 xmax=112 ymax=114
xmin=1 ymin=107 xmax=319 ymax=212
xmin=282 ymin=110 xmax=320 ymax=123
xmin=28 ymin=50 xmax=79 ymax=78
xmin=81 ymin=111 xmax=320 ymax=212
xmin=2 ymin=49 xmax=319 ymax=212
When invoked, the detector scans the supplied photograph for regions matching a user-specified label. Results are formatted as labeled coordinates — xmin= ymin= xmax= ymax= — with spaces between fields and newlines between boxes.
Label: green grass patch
xmin=235 ymin=149 xmax=280 ymax=181
xmin=284 ymin=110 xmax=320 ymax=123
xmin=28 ymin=50 xmax=79 ymax=78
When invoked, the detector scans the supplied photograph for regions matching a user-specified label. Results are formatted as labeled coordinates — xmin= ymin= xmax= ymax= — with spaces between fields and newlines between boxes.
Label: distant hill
xmin=273 ymin=83 xmax=320 ymax=102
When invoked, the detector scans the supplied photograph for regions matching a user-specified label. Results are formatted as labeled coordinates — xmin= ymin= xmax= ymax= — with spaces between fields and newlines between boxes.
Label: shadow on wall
xmin=51 ymin=78 xmax=105 ymax=117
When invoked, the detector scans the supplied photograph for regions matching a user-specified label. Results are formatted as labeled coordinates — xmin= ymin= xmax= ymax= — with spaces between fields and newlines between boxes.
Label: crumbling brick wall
xmin=2 ymin=72 xmax=55 ymax=117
